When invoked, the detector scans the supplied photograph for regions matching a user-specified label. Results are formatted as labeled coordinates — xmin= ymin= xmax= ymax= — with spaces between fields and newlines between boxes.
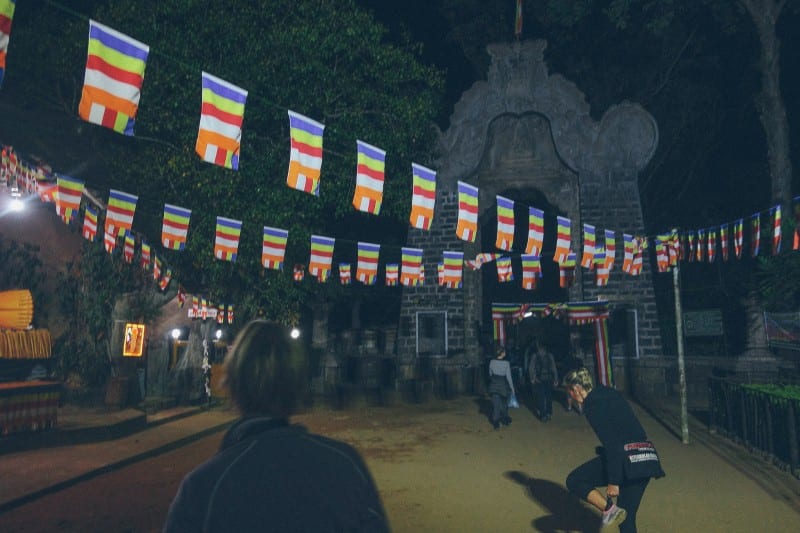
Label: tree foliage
xmin=7 ymin=0 xmax=444 ymax=327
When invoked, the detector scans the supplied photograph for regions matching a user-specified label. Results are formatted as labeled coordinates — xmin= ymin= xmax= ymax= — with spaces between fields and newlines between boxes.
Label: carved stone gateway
xmin=396 ymin=40 xmax=663 ymax=391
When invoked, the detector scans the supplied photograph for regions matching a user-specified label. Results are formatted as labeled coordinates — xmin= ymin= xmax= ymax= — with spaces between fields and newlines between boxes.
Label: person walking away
xmin=164 ymin=320 xmax=389 ymax=532
xmin=487 ymin=345 xmax=515 ymax=430
xmin=563 ymin=368 xmax=665 ymax=532
xmin=529 ymin=341 xmax=558 ymax=421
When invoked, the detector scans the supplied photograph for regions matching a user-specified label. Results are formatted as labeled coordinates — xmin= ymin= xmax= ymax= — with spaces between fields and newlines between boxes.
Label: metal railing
xmin=708 ymin=376 xmax=800 ymax=478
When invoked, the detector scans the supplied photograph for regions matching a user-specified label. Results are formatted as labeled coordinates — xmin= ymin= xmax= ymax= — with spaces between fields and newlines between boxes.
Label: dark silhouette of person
xmin=164 ymin=320 xmax=389 ymax=532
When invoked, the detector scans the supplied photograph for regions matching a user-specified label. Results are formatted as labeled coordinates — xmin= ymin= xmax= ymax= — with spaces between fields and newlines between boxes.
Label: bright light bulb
xmin=171 ymin=328 xmax=181 ymax=339
xmin=290 ymin=327 xmax=300 ymax=339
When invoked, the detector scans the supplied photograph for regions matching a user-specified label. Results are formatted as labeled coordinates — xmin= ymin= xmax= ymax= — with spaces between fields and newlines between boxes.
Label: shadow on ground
xmin=507 ymin=471 xmax=599 ymax=533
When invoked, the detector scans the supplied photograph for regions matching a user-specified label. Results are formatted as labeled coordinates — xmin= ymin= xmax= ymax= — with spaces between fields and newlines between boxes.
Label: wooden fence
xmin=708 ymin=376 xmax=800 ymax=478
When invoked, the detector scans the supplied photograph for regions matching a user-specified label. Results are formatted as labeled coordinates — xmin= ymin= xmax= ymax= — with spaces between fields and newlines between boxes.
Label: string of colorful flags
xmin=2 ymin=9 xmax=799 ymax=315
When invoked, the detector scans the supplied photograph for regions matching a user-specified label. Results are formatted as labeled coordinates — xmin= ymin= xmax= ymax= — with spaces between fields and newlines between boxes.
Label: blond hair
xmin=563 ymin=367 xmax=593 ymax=392
xmin=222 ymin=320 xmax=308 ymax=417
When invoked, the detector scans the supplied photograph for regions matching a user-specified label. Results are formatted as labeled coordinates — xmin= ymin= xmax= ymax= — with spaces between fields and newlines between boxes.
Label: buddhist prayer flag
xmin=595 ymin=250 xmax=610 ymax=286
xmin=400 ymin=247 xmax=424 ymax=287
xmin=293 ymin=264 xmax=305 ymax=281
xmin=696 ymin=229 xmax=706 ymax=262
xmin=159 ymin=268 xmax=172 ymax=291
xmin=554 ymin=216 xmax=572 ymax=264
xmin=707 ymin=228 xmax=717 ymax=263
xmin=0 ymin=0 xmax=16 ymax=89
xmin=668 ymin=230 xmax=680 ymax=268
xmin=686 ymin=231 xmax=696 ymax=263
xmin=514 ymin=0 xmax=523 ymax=38
xmin=441 ymin=251 xmax=464 ymax=288
xmin=604 ymin=230 xmax=616 ymax=271
xmin=409 ymin=163 xmax=436 ymax=230
xmin=287 ymin=110 xmax=324 ymax=196
xmin=262 ymin=226 xmax=288 ymax=270
xmin=654 ymin=236 xmax=669 ymax=273
xmin=338 ymin=263 xmax=351 ymax=285
xmin=38 ymin=181 xmax=56 ymax=203
xmin=352 ymin=140 xmax=385 ymax=214
xmin=631 ymin=237 xmax=645 ymax=276
xmin=793 ymin=197 xmax=800 ymax=250
xmin=162 ymin=204 xmax=191 ymax=250
xmin=771 ymin=204 xmax=781 ymax=255
xmin=191 ymin=295 xmax=199 ymax=315
xmin=103 ymin=227 xmax=117 ymax=254
xmin=496 ymin=256 xmax=513 ymax=283
xmin=308 ymin=235 xmax=335 ymax=282
xmin=196 ymin=72 xmax=247 ymax=170
xmin=177 ymin=286 xmax=186 ymax=307
xmin=734 ymin=219 xmax=744 ymax=259
xmin=153 ymin=255 xmax=162 ymax=281
xmin=456 ymin=181 xmax=478 ymax=242
xmin=526 ymin=207 xmax=544 ymax=255
xmin=227 ymin=304 xmax=234 ymax=324
xmin=495 ymin=195 xmax=514 ymax=250
xmin=622 ymin=234 xmax=634 ymax=273
xmin=356 ymin=242 xmax=380 ymax=285
xmin=140 ymin=241 xmax=151 ymax=270
xmin=520 ymin=253 xmax=541 ymax=290
xmin=123 ymin=231 xmax=134 ymax=263
xmin=217 ymin=304 xmax=225 ymax=324
xmin=581 ymin=224 xmax=596 ymax=269
xmin=750 ymin=213 xmax=760 ymax=257
xmin=465 ymin=253 xmax=498 ymax=270
xmin=83 ymin=206 xmax=98 ymax=242
xmin=79 ymin=20 xmax=149 ymax=136
xmin=720 ymin=224 xmax=729 ymax=261
xmin=55 ymin=175 xmax=84 ymax=224
xmin=214 ymin=216 xmax=242 ymax=262
xmin=105 ymin=189 xmax=137 ymax=236
xmin=385 ymin=263 xmax=399 ymax=286
xmin=559 ymin=252 xmax=576 ymax=288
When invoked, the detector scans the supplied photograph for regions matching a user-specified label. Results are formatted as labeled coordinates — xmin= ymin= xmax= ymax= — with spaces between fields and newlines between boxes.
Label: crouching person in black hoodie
xmin=164 ymin=320 xmax=389 ymax=533
xmin=563 ymin=368 xmax=665 ymax=532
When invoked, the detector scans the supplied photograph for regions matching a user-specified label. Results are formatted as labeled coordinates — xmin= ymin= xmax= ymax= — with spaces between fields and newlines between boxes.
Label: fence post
xmin=765 ymin=397 xmax=774 ymax=461
xmin=740 ymin=389 xmax=748 ymax=447
xmin=788 ymin=401 xmax=799 ymax=477
xmin=708 ymin=378 xmax=716 ymax=433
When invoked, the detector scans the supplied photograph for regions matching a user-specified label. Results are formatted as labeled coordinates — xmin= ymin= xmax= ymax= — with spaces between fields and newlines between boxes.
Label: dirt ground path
xmin=303 ymin=394 xmax=800 ymax=532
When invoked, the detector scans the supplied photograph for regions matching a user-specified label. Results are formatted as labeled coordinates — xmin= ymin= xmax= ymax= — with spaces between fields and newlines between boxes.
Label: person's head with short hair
xmin=222 ymin=320 xmax=308 ymax=418
xmin=563 ymin=367 xmax=594 ymax=404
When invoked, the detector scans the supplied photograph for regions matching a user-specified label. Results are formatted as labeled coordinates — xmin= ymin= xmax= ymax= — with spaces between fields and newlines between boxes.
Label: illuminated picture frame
xmin=123 ymin=323 xmax=146 ymax=357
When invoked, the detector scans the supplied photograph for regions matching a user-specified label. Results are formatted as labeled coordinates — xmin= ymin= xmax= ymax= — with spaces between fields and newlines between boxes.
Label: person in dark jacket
xmin=563 ymin=368 xmax=664 ymax=532
xmin=164 ymin=320 xmax=389 ymax=533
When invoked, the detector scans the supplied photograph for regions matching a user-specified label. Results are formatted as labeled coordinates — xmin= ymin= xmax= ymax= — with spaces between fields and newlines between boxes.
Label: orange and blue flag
xmin=287 ymin=110 xmax=324 ymax=196
xmin=214 ymin=216 xmax=242 ymax=262
xmin=352 ymin=140 xmax=385 ymax=214
xmin=409 ymin=163 xmax=436 ymax=230
xmin=196 ymin=72 xmax=247 ymax=170
xmin=79 ymin=20 xmax=149 ymax=136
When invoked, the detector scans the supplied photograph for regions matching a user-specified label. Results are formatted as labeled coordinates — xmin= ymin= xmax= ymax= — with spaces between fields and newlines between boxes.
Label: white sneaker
xmin=601 ymin=504 xmax=627 ymax=529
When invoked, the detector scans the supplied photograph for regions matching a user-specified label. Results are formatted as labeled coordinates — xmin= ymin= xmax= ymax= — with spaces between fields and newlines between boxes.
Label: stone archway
xmin=397 ymin=40 xmax=662 ymax=390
